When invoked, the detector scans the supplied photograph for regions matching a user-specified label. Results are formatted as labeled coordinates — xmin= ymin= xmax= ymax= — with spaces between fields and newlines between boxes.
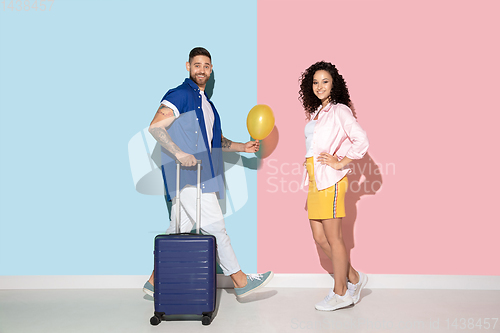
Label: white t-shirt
xmin=200 ymin=91 xmax=215 ymax=151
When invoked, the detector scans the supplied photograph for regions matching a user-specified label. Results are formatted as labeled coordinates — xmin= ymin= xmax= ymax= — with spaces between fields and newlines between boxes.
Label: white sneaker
xmin=315 ymin=289 xmax=353 ymax=311
xmin=347 ymin=271 xmax=368 ymax=304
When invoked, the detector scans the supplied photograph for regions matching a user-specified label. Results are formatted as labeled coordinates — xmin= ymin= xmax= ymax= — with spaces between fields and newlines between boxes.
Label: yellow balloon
xmin=246 ymin=104 xmax=275 ymax=140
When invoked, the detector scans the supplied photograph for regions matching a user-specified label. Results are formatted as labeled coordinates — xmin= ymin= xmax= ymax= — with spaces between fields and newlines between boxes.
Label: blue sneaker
xmin=235 ymin=271 xmax=274 ymax=298
xmin=143 ymin=281 xmax=154 ymax=297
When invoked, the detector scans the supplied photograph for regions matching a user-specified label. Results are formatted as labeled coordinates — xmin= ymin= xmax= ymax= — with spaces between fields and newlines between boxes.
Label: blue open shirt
xmin=160 ymin=78 xmax=225 ymax=201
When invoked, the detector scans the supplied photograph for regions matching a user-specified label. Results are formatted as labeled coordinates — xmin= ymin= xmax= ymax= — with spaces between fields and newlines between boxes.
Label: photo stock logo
xmin=264 ymin=157 xmax=393 ymax=194
xmin=128 ymin=127 xmax=250 ymax=218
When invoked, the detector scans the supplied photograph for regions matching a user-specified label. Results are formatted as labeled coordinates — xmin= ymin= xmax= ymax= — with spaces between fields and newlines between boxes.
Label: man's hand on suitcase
xmin=176 ymin=152 xmax=198 ymax=167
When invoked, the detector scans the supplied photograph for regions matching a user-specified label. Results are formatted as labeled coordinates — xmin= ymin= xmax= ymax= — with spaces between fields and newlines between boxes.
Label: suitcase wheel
xmin=150 ymin=313 xmax=162 ymax=326
xmin=202 ymin=312 xmax=213 ymax=326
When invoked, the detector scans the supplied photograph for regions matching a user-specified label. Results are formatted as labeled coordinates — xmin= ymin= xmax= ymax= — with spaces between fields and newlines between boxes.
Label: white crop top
xmin=304 ymin=119 xmax=317 ymax=158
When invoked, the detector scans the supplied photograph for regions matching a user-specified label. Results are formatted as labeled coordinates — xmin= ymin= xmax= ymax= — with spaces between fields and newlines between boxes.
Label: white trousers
xmin=166 ymin=187 xmax=241 ymax=276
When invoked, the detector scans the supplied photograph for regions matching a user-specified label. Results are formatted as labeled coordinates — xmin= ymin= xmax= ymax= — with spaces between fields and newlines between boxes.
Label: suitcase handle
xmin=175 ymin=160 xmax=202 ymax=234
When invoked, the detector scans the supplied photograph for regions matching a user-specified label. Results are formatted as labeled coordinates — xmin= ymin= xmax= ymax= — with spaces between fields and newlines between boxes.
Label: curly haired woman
xmin=299 ymin=61 xmax=369 ymax=311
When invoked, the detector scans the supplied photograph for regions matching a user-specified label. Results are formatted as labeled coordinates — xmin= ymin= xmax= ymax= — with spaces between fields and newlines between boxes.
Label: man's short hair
xmin=189 ymin=47 xmax=212 ymax=62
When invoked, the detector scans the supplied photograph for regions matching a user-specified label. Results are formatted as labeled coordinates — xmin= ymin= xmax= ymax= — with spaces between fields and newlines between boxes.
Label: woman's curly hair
xmin=298 ymin=61 xmax=354 ymax=119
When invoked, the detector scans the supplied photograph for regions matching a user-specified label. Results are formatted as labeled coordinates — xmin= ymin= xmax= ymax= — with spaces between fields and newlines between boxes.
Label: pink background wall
xmin=257 ymin=0 xmax=500 ymax=275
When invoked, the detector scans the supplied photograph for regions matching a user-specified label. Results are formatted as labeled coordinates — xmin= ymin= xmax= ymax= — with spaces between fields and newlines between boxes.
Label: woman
xmin=299 ymin=61 xmax=369 ymax=311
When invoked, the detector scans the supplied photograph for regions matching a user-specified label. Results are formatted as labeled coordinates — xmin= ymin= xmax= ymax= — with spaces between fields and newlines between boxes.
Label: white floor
xmin=1 ymin=288 xmax=499 ymax=333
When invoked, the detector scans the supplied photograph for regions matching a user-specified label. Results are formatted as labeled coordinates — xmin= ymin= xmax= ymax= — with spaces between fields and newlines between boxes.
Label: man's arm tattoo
xmin=149 ymin=127 xmax=182 ymax=157
xmin=157 ymin=105 xmax=174 ymax=118
xmin=221 ymin=136 xmax=233 ymax=149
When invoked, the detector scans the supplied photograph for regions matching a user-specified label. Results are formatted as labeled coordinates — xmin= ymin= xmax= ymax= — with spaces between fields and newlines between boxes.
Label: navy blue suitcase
xmin=150 ymin=161 xmax=217 ymax=326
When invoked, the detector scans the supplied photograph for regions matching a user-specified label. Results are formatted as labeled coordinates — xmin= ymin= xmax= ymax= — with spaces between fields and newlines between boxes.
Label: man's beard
xmin=190 ymin=73 xmax=209 ymax=86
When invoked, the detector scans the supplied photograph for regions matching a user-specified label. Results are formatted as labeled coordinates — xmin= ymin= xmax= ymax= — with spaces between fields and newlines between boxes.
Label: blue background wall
xmin=0 ymin=0 xmax=258 ymax=275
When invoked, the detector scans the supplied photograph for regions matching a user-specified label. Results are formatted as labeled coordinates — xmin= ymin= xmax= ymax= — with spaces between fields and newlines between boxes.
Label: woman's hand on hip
xmin=317 ymin=152 xmax=342 ymax=170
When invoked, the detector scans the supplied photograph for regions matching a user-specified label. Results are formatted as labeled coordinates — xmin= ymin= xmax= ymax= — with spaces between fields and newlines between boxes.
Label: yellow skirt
xmin=306 ymin=157 xmax=348 ymax=220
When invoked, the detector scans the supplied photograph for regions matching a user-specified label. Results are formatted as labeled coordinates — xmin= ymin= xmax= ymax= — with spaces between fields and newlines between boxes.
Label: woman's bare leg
xmin=323 ymin=218 xmax=349 ymax=295
xmin=309 ymin=219 xmax=359 ymax=284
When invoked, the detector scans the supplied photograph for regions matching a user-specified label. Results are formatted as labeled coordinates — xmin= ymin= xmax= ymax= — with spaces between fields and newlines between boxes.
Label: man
xmin=143 ymin=47 xmax=273 ymax=298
